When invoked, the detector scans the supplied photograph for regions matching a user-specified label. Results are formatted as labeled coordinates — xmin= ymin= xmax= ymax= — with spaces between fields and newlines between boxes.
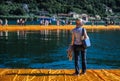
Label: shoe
xmin=81 ymin=72 xmax=86 ymax=75
xmin=72 ymin=73 xmax=79 ymax=76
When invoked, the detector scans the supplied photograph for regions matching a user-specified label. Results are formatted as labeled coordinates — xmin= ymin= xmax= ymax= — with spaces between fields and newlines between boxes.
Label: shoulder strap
xmin=82 ymin=28 xmax=84 ymax=36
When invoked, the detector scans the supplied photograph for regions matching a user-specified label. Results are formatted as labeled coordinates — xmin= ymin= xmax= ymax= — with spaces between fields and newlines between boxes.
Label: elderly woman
xmin=71 ymin=18 xmax=89 ymax=75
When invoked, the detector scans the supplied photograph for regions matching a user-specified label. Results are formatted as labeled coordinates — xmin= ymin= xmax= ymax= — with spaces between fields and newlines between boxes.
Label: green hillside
xmin=0 ymin=0 xmax=120 ymax=17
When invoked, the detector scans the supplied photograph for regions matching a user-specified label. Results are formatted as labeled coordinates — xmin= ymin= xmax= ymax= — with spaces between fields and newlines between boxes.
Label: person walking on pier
xmin=0 ymin=19 xmax=3 ymax=25
xmin=4 ymin=19 xmax=8 ymax=26
xmin=71 ymin=18 xmax=89 ymax=75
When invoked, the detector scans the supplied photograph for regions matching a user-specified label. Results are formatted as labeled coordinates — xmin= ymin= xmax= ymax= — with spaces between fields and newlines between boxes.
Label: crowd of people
xmin=105 ymin=20 xmax=116 ymax=26
xmin=56 ymin=19 xmax=72 ymax=26
xmin=0 ymin=18 xmax=120 ymax=26
xmin=40 ymin=19 xmax=51 ymax=26
xmin=39 ymin=19 xmax=73 ymax=26
xmin=0 ymin=18 xmax=27 ymax=26
xmin=0 ymin=18 xmax=73 ymax=26
xmin=17 ymin=18 xmax=27 ymax=25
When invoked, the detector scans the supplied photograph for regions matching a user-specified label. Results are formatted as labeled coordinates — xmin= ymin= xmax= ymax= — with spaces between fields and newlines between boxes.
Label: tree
xmin=13 ymin=8 xmax=26 ymax=15
xmin=0 ymin=6 xmax=8 ymax=15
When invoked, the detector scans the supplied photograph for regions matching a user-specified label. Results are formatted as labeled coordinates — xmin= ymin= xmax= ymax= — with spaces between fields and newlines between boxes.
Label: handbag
xmin=82 ymin=28 xmax=91 ymax=48
xmin=66 ymin=45 xmax=73 ymax=61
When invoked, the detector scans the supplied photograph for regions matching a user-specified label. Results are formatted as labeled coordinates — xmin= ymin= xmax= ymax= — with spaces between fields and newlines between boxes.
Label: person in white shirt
xmin=71 ymin=18 xmax=88 ymax=75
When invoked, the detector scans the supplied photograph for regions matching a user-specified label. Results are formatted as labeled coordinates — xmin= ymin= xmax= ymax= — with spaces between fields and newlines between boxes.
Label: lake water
xmin=0 ymin=29 xmax=120 ymax=69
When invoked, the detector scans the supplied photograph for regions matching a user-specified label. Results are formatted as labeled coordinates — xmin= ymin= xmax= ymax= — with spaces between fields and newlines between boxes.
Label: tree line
xmin=0 ymin=0 xmax=120 ymax=17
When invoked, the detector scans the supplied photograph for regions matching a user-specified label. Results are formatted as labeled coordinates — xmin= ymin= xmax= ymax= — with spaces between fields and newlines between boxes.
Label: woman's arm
xmin=71 ymin=33 xmax=74 ymax=45
xmin=84 ymin=29 xmax=89 ymax=39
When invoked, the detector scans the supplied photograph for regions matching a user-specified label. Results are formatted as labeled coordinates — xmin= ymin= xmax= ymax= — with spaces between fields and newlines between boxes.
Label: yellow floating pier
xmin=0 ymin=25 xmax=120 ymax=31
xmin=0 ymin=25 xmax=120 ymax=81
xmin=0 ymin=69 xmax=120 ymax=81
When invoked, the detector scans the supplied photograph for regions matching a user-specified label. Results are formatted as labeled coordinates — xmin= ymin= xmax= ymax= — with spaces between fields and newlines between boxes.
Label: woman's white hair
xmin=77 ymin=18 xmax=87 ymax=25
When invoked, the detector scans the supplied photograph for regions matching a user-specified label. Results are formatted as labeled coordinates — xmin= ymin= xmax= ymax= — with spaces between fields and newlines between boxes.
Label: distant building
xmin=81 ymin=14 xmax=89 ymax=21
xmin=106 ymin=7 xmax=113 ymax=14
xmin=57 ymin=13 xmax=71 ymax=18
xmin=58 ymin=12 xmax=81 ymax=19
xmin=23 ymin=4 xmax=29 ymax=13
xmin=69 ymin=12 xmax=80 ymax=19
xmin=36 ymin=11 xmax=49 ymax=16
xmin=95 ymin=15 xmax=101 ymax=20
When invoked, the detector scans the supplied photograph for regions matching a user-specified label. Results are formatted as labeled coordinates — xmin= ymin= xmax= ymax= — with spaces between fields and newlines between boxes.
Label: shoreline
xmin=0 ymin=25 xmax=120 ymax=31
xmin=0 ymin=69 xmax=120 ymax=81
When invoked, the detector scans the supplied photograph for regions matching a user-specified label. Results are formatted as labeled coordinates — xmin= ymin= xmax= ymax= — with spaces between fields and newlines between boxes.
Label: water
xmin=0 ymin=29 xmax=120 ymax=69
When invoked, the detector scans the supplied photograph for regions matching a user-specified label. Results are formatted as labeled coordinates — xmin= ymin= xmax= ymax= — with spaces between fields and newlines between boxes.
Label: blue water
xmin=0 ymin=29 xmax=120 ymax=69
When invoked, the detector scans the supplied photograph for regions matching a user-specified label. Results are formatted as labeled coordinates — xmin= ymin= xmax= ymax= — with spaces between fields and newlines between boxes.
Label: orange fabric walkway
xmin=0 ymin=69 xmax=120 ymax=81
xmin=0 ymin=25 xmax=120 ymax=31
